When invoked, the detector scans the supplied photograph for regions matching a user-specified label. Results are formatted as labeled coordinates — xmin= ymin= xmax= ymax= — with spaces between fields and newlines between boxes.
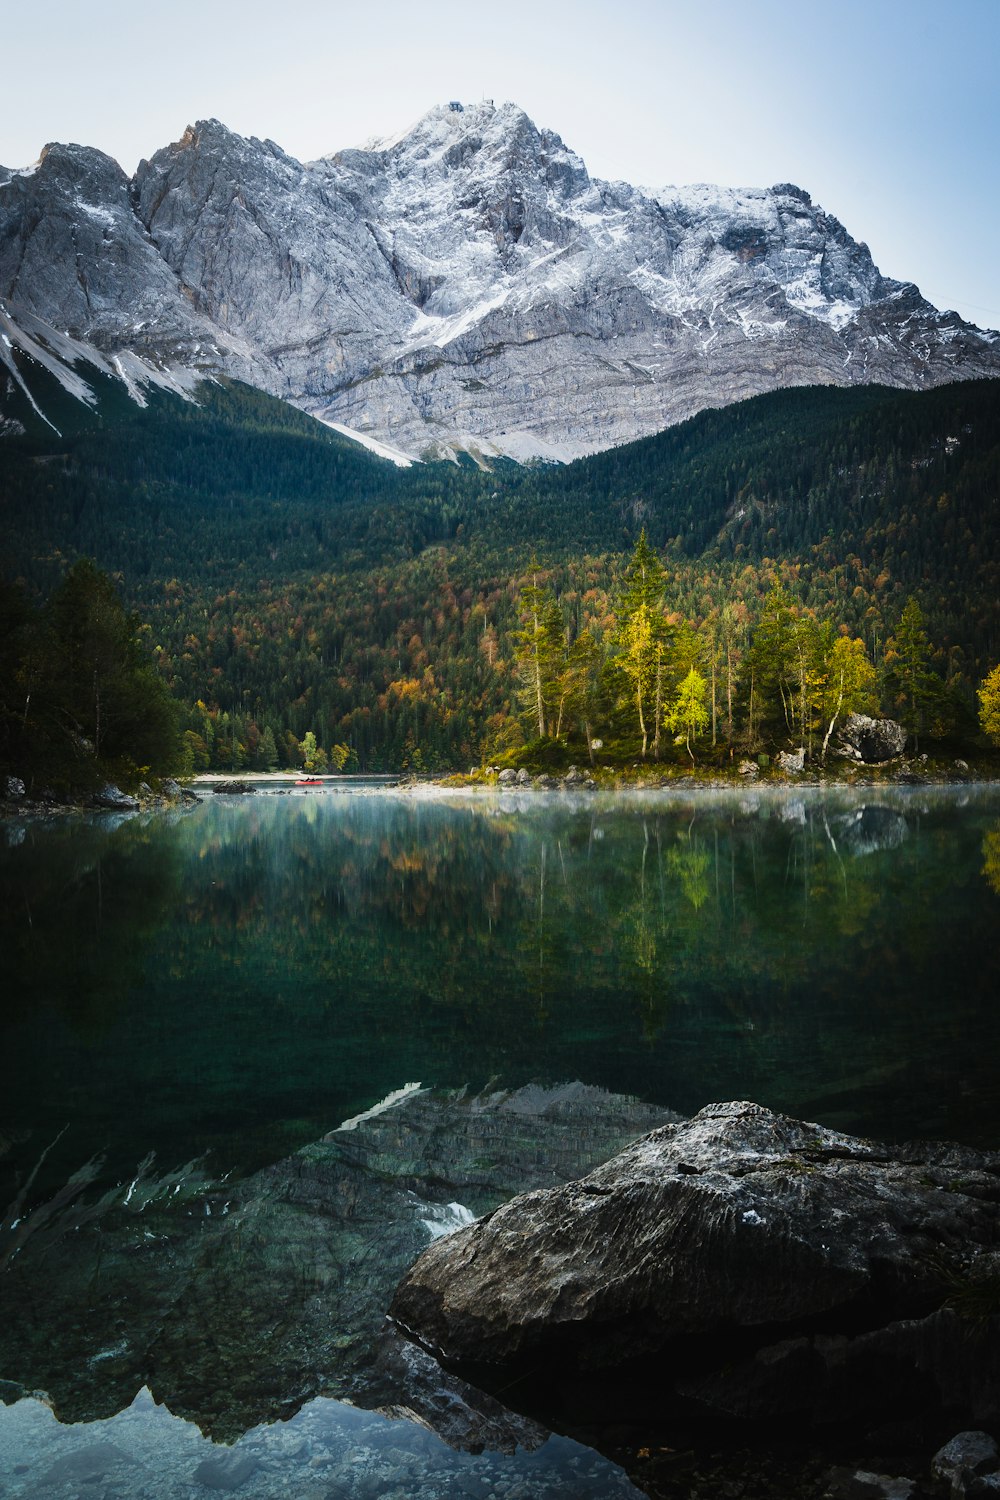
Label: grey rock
xmin=932 ymin=1433 xmax=1000 ymax=1496
xmin=533 ymin=773 xmax=558 ymax=788
xmin=956 ymin=760 xmax=970 ymax=772
xmin=3 ymin=101 xmax=999 ymax=460
xmin=390 ymin=1101 xmax=1000 ymax=1397
xmin=515 ymin=768 xmax=531 ymax=785
xmin=776 ymin=748 xmax=805 ymax=773
xmin=738 ymin=760 xmax=760 ymax=777
xmin=93 ymin=783 xmax=140 ymax=809
xmin=836 ymin=714 xmax=908 ymax=763
xmin=2 ymin=775 xmax=25 ymax=800
xmin=497 ymin=768 xmax=517 ymax=784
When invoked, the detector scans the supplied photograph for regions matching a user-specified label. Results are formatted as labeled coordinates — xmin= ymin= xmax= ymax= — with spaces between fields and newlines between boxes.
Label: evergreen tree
xmin=615 ymin=531 xmax=670 ymax=758
xmin=514 ymin=571 xmax=564 ymax=739
xmin=886 ymin=598 xmax=936 ymax=750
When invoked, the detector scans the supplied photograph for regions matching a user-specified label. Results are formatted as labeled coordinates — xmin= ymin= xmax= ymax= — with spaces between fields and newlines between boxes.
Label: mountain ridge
xmin=2 ymin=100 xmax=998 ymax=462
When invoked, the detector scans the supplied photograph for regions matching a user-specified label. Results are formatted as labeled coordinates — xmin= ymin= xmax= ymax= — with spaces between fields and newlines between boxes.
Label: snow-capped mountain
xmin=2 ymin=101 xmax=998 ymax=460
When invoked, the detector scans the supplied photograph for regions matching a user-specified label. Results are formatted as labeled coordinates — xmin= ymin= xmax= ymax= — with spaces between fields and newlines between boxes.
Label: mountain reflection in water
xmin=1 ymin=786 xmax=999 ymax=1493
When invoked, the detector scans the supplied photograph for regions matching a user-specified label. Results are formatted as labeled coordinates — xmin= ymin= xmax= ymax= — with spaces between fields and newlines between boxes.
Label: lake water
xmin=2 ymin=784 xmax=999 ymax=1496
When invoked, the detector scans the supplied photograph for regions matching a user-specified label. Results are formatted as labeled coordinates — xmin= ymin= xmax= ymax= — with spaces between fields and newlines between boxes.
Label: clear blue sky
xmin=6 ymin=0 xmax=998 ymax=327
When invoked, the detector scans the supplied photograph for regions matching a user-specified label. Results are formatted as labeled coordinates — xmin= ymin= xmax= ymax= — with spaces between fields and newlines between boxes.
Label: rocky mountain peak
xmin=1 ymin=101 xmax=997 ymax=462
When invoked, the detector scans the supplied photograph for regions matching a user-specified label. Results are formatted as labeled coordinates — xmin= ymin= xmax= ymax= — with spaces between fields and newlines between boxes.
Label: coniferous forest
xmin=2 ymin=361 xmax=1000 ymax=780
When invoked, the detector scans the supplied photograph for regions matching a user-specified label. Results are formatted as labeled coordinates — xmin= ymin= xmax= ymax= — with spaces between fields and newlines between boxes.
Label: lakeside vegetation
xmin=2 ymin=368 xmax=1000 ymax=778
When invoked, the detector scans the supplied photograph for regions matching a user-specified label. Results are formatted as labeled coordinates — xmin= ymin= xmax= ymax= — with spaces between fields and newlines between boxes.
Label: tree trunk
xmin=711 ymin=652 xmax=717 ymax=747
xmin=820 ymin=670 xmax=845 ymax=763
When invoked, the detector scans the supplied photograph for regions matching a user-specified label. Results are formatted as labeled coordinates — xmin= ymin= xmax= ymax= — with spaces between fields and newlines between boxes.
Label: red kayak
xmin=295 ymin=777 xmax=324 ymax=786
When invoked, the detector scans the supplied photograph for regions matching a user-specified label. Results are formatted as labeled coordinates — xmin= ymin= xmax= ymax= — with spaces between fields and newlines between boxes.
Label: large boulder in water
xmin=390 ymin=1102 xmax=1000 ymax=1424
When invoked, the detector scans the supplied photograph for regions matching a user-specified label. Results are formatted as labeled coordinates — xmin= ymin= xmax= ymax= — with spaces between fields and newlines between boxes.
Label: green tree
xmin=668 ymin=667 xmax=710 ymax=764
xmin=886 ymin=598 xmax=935 ymax=751
xmin=258 ymin=725 xmax=279 ymax=770
xmin=46 ymin=560 xmax=180 ymax=776
xmin=514 ymin=571 xmax=565 ymax=740
xmin=615 ymin=531 xmax=669 ymax=757
xmin=301 ymin=730 xmax=327 ymax=772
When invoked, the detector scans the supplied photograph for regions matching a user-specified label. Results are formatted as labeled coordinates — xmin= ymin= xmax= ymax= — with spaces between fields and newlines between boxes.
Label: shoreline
xmin=3 ymin=765 xmax=1000 ymax=824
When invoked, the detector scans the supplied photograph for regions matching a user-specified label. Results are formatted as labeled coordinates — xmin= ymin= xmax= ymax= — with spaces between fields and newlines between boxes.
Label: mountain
xmin=2 ymin=101 xmax=998 ymax=461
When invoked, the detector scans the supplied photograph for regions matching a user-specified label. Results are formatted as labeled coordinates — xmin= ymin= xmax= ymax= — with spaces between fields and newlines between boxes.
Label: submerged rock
xmin=0 ymin=1082 xmax=676 ymax=1443
xmin=390 ymin=1101 xmax=1000 ymax=1427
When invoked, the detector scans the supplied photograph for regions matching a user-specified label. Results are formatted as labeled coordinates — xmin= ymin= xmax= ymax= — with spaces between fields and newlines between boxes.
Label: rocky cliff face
xmin=2 ymin=101 xmax=998 ymax=460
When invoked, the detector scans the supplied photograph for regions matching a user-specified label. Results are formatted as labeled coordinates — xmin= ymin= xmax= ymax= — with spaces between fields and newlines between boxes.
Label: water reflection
xmin=0 ymin=1386 xmax=640 ymax=1498
xmin=983 ymin=822 xmax=1000 ymax=895
xmin=2 ymin=787 xmax=1000 ymax=1194
xmin=0 ymin=1084 xmax=661 ymax=1494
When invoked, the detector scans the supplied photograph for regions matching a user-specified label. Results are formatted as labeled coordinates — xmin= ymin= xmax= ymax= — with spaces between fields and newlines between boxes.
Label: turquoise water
xmin=3 ymin=784 xmax=999 ymax=1194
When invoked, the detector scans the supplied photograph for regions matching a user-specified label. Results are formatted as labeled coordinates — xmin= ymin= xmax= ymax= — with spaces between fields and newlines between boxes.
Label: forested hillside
xmin=2 ymin=366 xmax=999 ymax=772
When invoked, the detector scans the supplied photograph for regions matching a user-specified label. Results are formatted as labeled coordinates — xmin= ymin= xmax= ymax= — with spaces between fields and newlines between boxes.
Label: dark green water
xmin=3 ymin=784 xmax=1000 ymax=1194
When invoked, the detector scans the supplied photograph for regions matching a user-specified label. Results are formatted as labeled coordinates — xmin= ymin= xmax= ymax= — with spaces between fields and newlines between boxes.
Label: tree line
xmin=507 ymin=532 xmax=984 ymax=768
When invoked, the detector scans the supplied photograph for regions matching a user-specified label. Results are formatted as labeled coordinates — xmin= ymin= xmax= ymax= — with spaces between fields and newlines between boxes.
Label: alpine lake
xmin=2 ymin=781 xmax=999 ymax=1499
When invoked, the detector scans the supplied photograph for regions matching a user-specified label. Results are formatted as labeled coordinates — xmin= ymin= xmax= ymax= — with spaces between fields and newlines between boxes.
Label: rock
xmin=956 ymin=760 xmax=970 ymax=772
xmin=533 ymin=774 xmax=558 ymax=789
xmin=738 ymin=760 xmax=760 ymax=777
xmin=212 ymin=780 xmax=255 ymax=794
xmin=92 ymin=783 xmax=140 ymax=809
xmin=932 ymin=1433 xmax=1000 ymax=1497
xmin=515 ymin=768 xmax=531 ymax=785
xmin=390 ymin=1102 xmax=1000 ymax=1426
xmin=137 ymin=781 xmax=154 ymax=799
xmin=564 ymin=766 xmax=583 ymax=784
xmin=2 ymin=775 xmax=26 ymax=800
xmin=836 ymin=714 xmax=908 ymax=763
xmin=497 ymin=768 xmax=517 ymax=784
xmin=776 ymin=748 xmax=805 ymax=773
xmin=824 ymin=1469 xmax=916 ymax=1499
